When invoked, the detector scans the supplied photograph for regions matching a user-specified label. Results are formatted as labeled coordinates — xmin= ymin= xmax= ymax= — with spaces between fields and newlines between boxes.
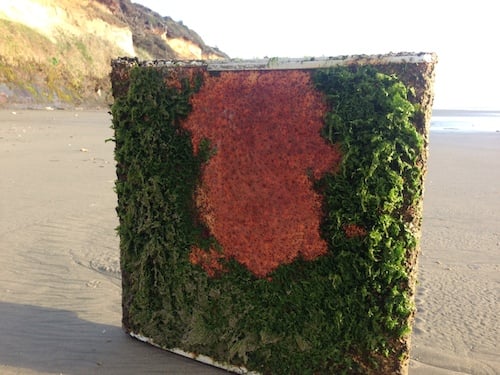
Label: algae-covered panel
xmin=111 ymin=53 xmax=436 ymax=375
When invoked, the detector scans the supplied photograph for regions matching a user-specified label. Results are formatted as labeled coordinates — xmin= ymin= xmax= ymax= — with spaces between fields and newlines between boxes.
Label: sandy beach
xmin=0 ymin=109 xmax=498 ymax=374
xmin=410 ymin=131 xmax=499 ymax=375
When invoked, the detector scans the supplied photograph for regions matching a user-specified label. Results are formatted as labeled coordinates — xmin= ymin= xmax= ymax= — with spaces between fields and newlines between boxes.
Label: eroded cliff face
xmin=0 ymin=0 xmax=135 ymax=56
xmin=165 ymin=37 xmax=223 ymax=60
xmin=0 ymin=0 xmax=227 ymax=108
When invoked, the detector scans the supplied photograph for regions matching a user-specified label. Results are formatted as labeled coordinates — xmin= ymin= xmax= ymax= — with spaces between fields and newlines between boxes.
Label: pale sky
xmin=133 ymin=0 xmax=499 ymax=110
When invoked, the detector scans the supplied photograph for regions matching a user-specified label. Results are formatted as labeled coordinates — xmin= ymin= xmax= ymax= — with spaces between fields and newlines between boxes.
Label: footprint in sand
xmin=85 ymin=279 xmax=101 ymax=288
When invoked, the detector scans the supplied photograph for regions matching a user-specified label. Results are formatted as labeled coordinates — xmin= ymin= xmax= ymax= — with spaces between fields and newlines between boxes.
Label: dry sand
xmin=0 ymin=110 xmax=498 ymax=374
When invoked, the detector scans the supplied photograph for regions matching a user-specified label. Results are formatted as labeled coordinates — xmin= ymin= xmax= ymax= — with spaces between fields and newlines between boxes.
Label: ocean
xmin=430 ymin=109 xmax=500 ymax=133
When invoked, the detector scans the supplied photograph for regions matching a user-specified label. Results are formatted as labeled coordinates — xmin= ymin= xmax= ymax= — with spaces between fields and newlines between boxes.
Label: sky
xmin=133 ymin=0 xmax=499 ymax=110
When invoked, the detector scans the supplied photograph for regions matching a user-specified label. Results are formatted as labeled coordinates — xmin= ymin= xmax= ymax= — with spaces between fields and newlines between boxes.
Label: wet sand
xmin=0 ymin=110 xmax=498 ymax=374
xmin=410 ymin=132 xmax=499 ymax=375
xmin=0 ymin=110 xmax=229 ymax=374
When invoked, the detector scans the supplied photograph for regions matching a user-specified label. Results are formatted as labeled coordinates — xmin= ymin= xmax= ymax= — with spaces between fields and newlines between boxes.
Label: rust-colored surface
xmin=343 ymin=223 xmax=368 ymax=238
xmin=182 ymin=70 xmax=342 ymax=277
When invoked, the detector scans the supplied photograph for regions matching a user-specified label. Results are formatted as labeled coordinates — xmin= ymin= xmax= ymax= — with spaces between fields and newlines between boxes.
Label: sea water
xmin=431 ymin=109 xmax=500 ymax=133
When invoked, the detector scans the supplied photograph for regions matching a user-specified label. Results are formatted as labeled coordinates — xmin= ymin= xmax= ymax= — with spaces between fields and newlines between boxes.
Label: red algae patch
xmin=182 ymin=70 xmax=342 ymax=277
xmin=343 ymin=223 xmax=368 ymax=238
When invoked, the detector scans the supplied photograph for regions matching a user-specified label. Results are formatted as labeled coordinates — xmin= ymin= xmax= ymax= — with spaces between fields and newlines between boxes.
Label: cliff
xmin=0 ymin=0 xmax=227 ymax=108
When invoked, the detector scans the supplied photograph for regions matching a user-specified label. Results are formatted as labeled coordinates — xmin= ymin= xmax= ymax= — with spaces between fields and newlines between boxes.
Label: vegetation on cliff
xmin=0 ymin=0 xmax=226 ymax=108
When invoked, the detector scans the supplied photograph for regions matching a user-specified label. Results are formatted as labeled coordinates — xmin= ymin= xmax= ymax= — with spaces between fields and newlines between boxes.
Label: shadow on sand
xmin=0 ymin=301 xmax=229 ymax=374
